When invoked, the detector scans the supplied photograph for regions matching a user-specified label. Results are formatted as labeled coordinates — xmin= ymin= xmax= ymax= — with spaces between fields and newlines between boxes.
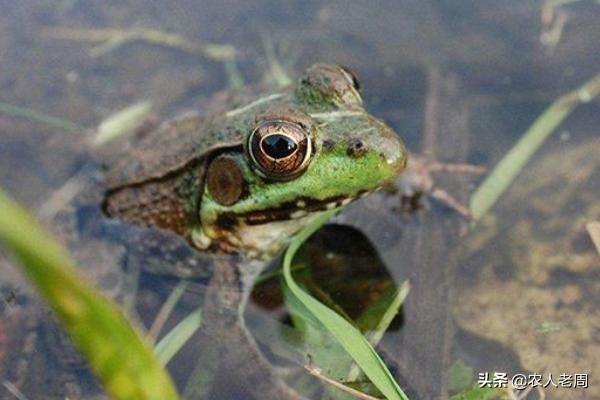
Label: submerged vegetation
xmin=3 ymin=67 xmax=596 ymax=396
xmin=0 ymin=189 xmax=410 ymax=399
xmin=1 ymin=1 xmax=598 ymax=398
xmin=0 ymin=189 xmax=179 ymax=400
xmin=470 ymin=72 xmax=600 ymax=221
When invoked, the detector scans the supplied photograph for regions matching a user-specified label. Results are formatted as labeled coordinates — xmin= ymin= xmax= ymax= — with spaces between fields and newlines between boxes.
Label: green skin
xmin=105 ymin=63 xmax=407 ymax=264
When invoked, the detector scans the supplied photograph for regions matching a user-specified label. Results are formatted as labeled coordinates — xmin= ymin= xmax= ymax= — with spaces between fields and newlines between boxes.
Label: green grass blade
xmin=148 ymin=280 xmax=190 ymax=343
xmin=0 ymin=188 xmax=179 ymax=400
xmin=470 ymin=72 xmax=600 ymax=221
xmin=346 ymin=281 xmax=410 ymax=383
xmin=283 ymin=209 xmax=409 ymax=400
xmin=0 ymin=101 xmax=81 ymax=131
xmin=356 ymin=280 xmax=411 ymax=344
xmin=154 ymin=308 xmax=203 ymax=365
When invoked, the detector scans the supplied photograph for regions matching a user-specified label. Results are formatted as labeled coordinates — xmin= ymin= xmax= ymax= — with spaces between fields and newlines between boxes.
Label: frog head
xmin=198 ymin=64 xmax=407 ymax=257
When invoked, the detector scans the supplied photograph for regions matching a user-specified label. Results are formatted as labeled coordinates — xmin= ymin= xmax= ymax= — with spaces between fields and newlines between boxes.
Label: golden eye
xmin=248 ymin=120 xmax=312 ymax=180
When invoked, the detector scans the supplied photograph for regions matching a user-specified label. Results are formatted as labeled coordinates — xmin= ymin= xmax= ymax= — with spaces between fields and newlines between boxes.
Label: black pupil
xmin=261 ymin=134 xmax=298 ymax=159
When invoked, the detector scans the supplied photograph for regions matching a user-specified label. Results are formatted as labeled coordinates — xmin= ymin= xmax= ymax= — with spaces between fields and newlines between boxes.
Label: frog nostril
xmin=347 ymin=139 xmax=368 ymax=157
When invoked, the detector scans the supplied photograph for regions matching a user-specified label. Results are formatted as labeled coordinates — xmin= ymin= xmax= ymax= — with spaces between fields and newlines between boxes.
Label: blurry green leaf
xmin=282 ymin=209 xmax=409 ymax=400
xmin=470 ymin=72 xmax=600 ymax=221
xmin=0 ymin=188 xmax=179 ymax=400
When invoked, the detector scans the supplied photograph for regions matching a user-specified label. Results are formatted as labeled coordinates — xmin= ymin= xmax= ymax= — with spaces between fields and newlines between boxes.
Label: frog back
xmin=105 ymin=112 xmax=245 ymax=190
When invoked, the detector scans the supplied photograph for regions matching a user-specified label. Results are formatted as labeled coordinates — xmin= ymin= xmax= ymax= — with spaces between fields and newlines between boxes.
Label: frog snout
xmin=386 ymin=136 xmax=408 ymax=174
xmin=374 ymin=125 xmax=408 ymax=177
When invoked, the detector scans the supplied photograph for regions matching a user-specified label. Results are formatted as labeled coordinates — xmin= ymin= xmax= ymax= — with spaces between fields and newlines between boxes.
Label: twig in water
xmin=0 ymin=102 xmax=80 ymax=132
xmin=42 ymin=27 xmax=236 ymax=61
xmin=304 ymin=365 xmax=382 ymax=400
xmin=2 ymin=381 xmax=30 ymax=400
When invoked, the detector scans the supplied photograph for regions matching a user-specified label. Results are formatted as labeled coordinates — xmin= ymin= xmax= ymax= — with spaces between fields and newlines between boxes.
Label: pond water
xmin=0 ymin=1 xmax=598 ymax=399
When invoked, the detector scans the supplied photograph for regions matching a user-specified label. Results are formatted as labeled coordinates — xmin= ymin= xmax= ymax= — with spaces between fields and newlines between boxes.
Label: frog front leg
xmin=108 ymin=223 xmax=306 ymax=398
xmin=199 ymin=257 xmax=308 ymax=400
xmin=396 ymin=154 xmax=486 ymax=218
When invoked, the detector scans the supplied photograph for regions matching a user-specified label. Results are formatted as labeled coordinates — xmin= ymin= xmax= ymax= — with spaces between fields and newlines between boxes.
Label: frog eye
xmin=248 ymin=120 xmax=312 ymax=180
xmin=296 ymin=63 xmax=363 ymax=107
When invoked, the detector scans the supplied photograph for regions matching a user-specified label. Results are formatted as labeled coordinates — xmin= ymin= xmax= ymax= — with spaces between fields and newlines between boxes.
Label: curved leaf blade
xmin=0 ymin=189 xmax=179 ymax=400
xmin=282 ymin=209 xmax=409 ymax=400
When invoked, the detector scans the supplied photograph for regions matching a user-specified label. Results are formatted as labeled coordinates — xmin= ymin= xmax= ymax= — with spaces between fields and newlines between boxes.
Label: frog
xmin=0 ymin=63 xmax=407 ymax=400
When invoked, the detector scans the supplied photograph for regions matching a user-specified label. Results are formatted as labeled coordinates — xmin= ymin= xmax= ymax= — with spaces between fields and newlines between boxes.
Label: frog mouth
xmin=237 ymin=189 xmax=378 ymax=225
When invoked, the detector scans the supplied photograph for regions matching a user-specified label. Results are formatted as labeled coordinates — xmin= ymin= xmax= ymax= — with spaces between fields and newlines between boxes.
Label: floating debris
xmin=0 ymin=101 xmax=81 ymax=132
xmin=93 ymin=100 xmax=152 ymax=146
xmin=42 ymin=27 xmax=236 ymax=61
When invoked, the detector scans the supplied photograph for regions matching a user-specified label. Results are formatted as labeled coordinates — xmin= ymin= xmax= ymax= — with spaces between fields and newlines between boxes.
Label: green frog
xmin=1 ymin=63 xmax=407 ymax=399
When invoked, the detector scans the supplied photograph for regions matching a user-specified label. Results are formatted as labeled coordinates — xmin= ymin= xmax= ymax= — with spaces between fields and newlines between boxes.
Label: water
xmin=0 ymin=1 xmax=599 ymax=399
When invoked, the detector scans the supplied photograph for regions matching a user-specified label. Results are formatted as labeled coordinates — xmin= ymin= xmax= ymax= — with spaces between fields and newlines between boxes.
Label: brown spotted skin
xmin=105 ymin=113 xmax=243 ymax=190
xmin=104 ymin=162 xmax=203 ymax=241
xmin=102 ymin=102 xmax=248 ymax=247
